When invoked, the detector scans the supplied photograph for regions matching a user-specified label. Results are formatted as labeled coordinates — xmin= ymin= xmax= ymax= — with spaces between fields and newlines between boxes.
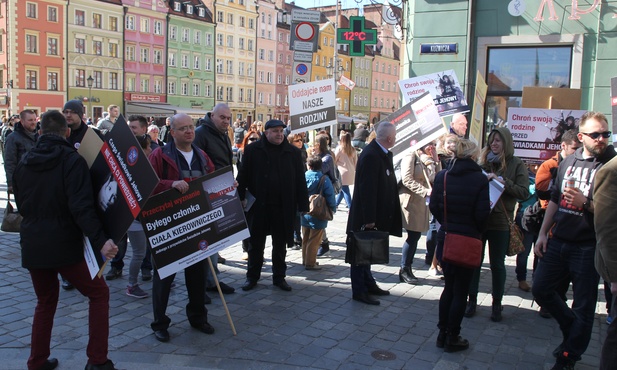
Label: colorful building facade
xmin=255 ymin=0 xmax=278 ymax=123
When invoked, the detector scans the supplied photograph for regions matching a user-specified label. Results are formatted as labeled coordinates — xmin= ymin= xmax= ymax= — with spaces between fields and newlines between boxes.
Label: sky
xmin=285 ymin=0 xmax=386 ymax=10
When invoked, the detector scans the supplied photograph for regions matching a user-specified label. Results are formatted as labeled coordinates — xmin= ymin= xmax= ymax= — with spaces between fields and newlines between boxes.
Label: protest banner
xmin=140 ymin=167 xmax=249 ymax=279
xmin=288 ymin=78 xmax=337 ymax=133
xmin=507 ymin=107 xmax=587 ymax=164
xmin=387 ymin=91 xmax=447 ymax=164
xmin=398 ymin=70 xmax=470 ymax=118
xmin=469 ymin=71 xmax=487 ymax=145
xmin=611 ymin=76 xmax=617 ymax=141
xmin=82 ymin=115 xmax=159 ymax=278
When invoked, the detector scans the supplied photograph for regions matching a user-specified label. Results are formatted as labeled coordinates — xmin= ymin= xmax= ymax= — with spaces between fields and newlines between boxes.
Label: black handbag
xmin=347 ymin=227 xmax=390 ymax=265
xmin=1 ymin=193 xmax=23 ymax=233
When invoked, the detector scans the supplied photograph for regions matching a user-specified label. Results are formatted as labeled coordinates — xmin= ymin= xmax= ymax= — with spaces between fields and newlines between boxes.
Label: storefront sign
xmin=131 ymin=94 xmax=162 ymax=102
xmin=533 ymin=0 xmax=614 ymax=21
xmin=420 ymin=43 xmax=458 ymax=54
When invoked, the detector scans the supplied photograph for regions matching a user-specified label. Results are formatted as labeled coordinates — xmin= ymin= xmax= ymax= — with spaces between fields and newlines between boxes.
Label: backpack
xmin=308 ymin=176 xmax=333 ymax=221
xmin=234 ymin=128 xmax=245 ymax=144
xmin=521 ymin=200 xmax=545 ymax=235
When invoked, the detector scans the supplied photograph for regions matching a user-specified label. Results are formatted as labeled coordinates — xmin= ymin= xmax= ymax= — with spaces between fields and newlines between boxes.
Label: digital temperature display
xmin=336 ymin=16 xmax=377 ymax=57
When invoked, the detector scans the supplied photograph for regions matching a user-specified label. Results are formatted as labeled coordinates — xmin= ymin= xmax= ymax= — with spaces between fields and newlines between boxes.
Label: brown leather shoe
xmin=518 ymin=280 xmax=531 ymax=292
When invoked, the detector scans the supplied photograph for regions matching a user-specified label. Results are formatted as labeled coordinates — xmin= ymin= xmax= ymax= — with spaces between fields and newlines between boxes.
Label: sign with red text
xmin=140 ymin=167 xmax=249 ymax=279
xmin=398 ymin=70 xmax=469 ymax=118
xmin=507 ymin=107 xmax=587 ymax=164
xmin=288 ymin=78 xmax=337 ymax=132
xmin=385 ymin=92 xmax=447 ymax=163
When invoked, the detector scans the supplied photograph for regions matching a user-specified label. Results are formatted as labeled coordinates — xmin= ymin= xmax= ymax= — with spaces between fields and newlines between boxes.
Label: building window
xmin=228 ymin=14 xmax=233 ymax=24
xmin=247 ymin=89 xmax=253 ymax=103
xmin=93 ymin=13 xmax=102 ymax=28
xmin=268 ymin=14 xmax=272 ymax=25
xmin=227 ymin=35 xmax=233 ymax=48
xmin=140 ymin=47 xmax=149 ymax=63
xmin=194 ymin=55 xmax=200 ymax=69
xmin=205 ymin=33 xmax=212 ymax=46
xmin=193 ymin=83 xmax=200 ymax=96
xmin=239 ymin=38 xmax=245 ymax=50
xmin=249 ymin=19 xmax=254 ymax=29
xmin=154 ymin=80 xmax=162 ymax=94
xmin=47 ymin=37 xmax=58 ymax=55
xmin=76 ymin=69 xmax=85 ymax=87
xmin=216 ymin=59 xmax=223 ymax=73
xmin=194 ymin=31 xmax=201 ymax=44
xmin=125 ymin=45 xmax=135 ymax=61
xmin=248 ymin=40 xmax=254 ymax=51
xmin=484 ymin=45 xmax=574 ymax=127
xmin=259 ymin=49 xmax=264 ymax=60
xmin=25 ymin=34 xmax=38 ymax=53
xmin=182 ymin=28 xmax=189 ymax=42
xmin=258 ymin=92 xmax=263 ymax=104
xmin=226 ymin=60 xmax=233 ymax=74
xmin=75 ymin=38 xmax=85 ymax=54
xmin=126 ymin=77 xmax=135 ymax=92
xmin=287 ymin=55 xmax=291 ymax=64
xmin=258 ymin=71 xmax=263 ymax=83
xmin=217 ymin=11 xmax=223 ymax=22
xmin=47 ymin=6 xmax=57 ymax=22
xmin=216 ymin=86 xmax=224 ymax=100
xmin=173 ymin=1 xmax=181 ymax=11
xmin=278 ymin=53 xmax=282 ymax=63
xmin=247 ymin=64 xmax=253 ymax=77
xmin=267 ymin=72 xmax=272 ymax=83
xmin=141 ymin=18 xmax=150 ymax=33
xmin=205 ymin=58 xmax=211 ymax=71
xmin=93 ymin=71 xmax=102 ymax=88
xmin=186 ymin=5 xmax=193 ymax=14
xmin=226 ymin=87 xmax=233 ymax=101
xmin=154 ymin=21 xmax=163 ymax=35
xmin=93 ymin=41 xmax=102 ymax=55
xmin=199 ymin=8 xmax=205 ymax=17
xmin=109 ymin=72 xmax=118 ymax=90
xmin=47 ymin=72 xmax=58 ymax=91
xmin=261 ymin=12 xmax=265 ymax=23
xmin=277 ymin=74 xmax=282 ymax=84
xmin=26 ymin=70 xmax=37 ymax=89
xmin=240 ymin=16 xmax=245 ymax=27
xmin=181 ymin=54 xmax=188 ymax=68
xmin=141 ymin=79 xmax=149 ymax=93
xmin=75 ymin=10 xmax=85 ymax=25
xmin=26 ymin=2 xmax=37 ymax=18
xmin=216 ymin=34 xmax=223 ymax=46
xmin=168 ymin=52 xmax=176 ymax=67
xmin=168 ymin=81 xmax=176 ymax=94
xmin=125 ymin=15 xmax=135 ymax=30
xmin=154 ymin=49 xmax=162 ymax=64
xmin=169 ymin=26 xmax=177 ymax=40
xmin=110 ymin=16 xmax=118 ymax=31
xmin=109 ymin=43 xmax=118 ymax=58
xmin=238 ymin=62 xmax=245 ymax=76
xmin=181 ymin=82 xmax=188 ymax=95
xmin=205 ymin=84 xmax=212 ymax=97
xmin=239 ymin=88 xmax=244 ymax=102
xmin=268 ymin=50 xmax=273 ymax=61
xmin=285 ymin=75 xmax=290 ymax=85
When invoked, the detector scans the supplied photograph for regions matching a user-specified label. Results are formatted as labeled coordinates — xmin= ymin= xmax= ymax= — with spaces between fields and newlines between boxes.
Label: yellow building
xmin=67 ymin=0 xmax=124 ymax=121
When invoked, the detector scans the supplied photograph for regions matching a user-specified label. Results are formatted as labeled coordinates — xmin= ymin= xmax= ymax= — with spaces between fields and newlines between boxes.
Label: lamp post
xmin=86 ymin=75 xmax=94 ymax=119
xmin=6 ymin=80 xmax=13 ymax=116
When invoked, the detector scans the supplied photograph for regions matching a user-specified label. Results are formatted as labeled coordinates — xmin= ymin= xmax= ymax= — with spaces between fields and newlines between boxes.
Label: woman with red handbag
xmin=430 ymin=139 xmax=491 ymax=352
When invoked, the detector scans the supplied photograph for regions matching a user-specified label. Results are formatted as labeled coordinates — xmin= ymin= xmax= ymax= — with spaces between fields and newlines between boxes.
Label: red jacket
xmin=535 ymin=152 xmax=559 ymax=209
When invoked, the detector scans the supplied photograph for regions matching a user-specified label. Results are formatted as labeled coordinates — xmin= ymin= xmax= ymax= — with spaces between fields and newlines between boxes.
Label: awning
xmin=125 ymin=102 xmax=209 ymax=119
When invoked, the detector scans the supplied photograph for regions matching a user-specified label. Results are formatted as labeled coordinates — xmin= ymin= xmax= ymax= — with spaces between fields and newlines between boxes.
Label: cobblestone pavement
xmin=0 ymin=164 xmax=609 ymax=369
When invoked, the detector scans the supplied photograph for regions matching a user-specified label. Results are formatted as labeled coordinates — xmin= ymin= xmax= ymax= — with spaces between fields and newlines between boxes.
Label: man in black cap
xmin=62 ymin=99 xmax=97 ymax=149
xmin=236 ymin=119 xmax=309 ymax=292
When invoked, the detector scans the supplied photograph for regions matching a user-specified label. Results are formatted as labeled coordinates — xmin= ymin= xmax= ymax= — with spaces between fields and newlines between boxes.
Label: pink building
xmin=122 ymin=0 xmax=168 ymax=106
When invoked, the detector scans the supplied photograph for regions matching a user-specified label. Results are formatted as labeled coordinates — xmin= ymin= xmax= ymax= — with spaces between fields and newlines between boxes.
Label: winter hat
xmin=63 ymin=99 xmax=84 ymax=118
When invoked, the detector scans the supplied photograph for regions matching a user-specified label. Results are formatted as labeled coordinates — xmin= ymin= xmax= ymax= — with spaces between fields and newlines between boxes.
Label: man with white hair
xmin=450 ymin=113 xmax=468 ymax=138
xmin=345 ymin=122 xmax=402 ymax=305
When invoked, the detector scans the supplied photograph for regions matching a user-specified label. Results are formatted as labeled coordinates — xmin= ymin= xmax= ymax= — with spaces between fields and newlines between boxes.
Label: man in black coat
xmin=4 ymin=109 xmax=38 ymax=193
xmin=346 ymin=122 xmax=402 ymax=305
xmin=236 ymin=119 xmax=309 ymax=292
xmin=13 ymin=110 xmax=118 ymax=370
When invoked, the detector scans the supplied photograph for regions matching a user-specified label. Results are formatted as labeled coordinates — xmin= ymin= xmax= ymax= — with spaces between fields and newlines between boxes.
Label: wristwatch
xmin=583 ymin=199 xmax=590 ymax=211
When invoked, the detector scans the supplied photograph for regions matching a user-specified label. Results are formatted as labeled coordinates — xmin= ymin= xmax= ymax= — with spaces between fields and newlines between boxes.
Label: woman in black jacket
xmin=429 ymin=139 xmax=491 ymax=352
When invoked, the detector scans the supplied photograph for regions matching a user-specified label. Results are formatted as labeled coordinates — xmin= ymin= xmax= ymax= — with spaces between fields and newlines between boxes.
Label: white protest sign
xmin=288 ymin=79 xmax=337 ymax=132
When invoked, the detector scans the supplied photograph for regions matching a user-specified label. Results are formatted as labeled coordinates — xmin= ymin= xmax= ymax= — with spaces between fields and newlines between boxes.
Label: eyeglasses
xmin=581 ymin=131 xmax=611 ymax=140
xmin=248 ymin=137 xmax=259 ymax=142
xmin=174 ymin=125 xmax=195 ymax=132
xmin=294 ymin=139 xmax=303 ymax=143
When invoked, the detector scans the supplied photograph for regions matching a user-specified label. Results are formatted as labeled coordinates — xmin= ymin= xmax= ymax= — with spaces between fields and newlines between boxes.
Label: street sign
xmin=291 ymin=9 xmax=321 ymax=23
xmin=336 ymin=16 xmax=377 ymax=57
xmin=294 ymin=51 xmax=313 ymax=63
xmin=290 ymin=21 xmax=318 ymax=52
xmin=292 ymin=61 xmax=312 ymax=84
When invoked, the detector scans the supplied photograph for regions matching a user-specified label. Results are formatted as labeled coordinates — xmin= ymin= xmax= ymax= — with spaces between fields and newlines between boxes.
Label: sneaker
xmin=126 ymin=284 xmax=148 ymax=299
xmin=105 ymin=267 xmax=122 ymax=281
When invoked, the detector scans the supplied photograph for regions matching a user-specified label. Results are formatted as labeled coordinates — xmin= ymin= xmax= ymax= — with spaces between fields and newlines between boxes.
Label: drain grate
xmin=371 ymin=349 xmax=396 ymax=361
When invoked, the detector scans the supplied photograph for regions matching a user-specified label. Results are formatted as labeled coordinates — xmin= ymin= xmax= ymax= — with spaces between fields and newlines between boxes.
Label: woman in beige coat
xmin=334 ymin=132 xmax=357 ymax=209
xmin=398 ymin=142 xmax=441 ymax=284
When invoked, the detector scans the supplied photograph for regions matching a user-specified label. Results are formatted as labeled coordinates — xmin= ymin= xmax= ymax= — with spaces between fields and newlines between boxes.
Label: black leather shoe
xmin=217 ymin=256 xmax=226 ymax=264
xmin=191 ymin=322 xmax=215 ymax=334
xmin=444 ymin=335 xmax=469 ymax=353
xmin=490 ymin=302 xmax=503 ymax=322
xmin=241 ymin=280 xmax=257 ymax=291
xmin=154 ymin=329 xmax=170 ymax=342
xmin=436 ymin=330 xmax=446 ymax=348
xmin=464 ymin=299 xmax=477 ymax=318
xmin=352 ymin=293 xmax=380 ymax=305
xmin=399 ymin=267 xmax=419 ymax=284
xmin=206 ymin=282 xmax=235 ymax=294
xmin=84 ymin=360 xmax=117 ymax=370
xmin=204 ymin=292 xmax=212 ymax=305
xmin=105 ymin=267 xmax=122 ymax=281
xmin=367 ymin=285 xmax=390 ymax=296
xmin=61 ymin=279 xmax=74 ymax=291
xmin=273 ymin=280 xmax=292 ymax=291
xmin=316 ymin=242 xmax=330 ymax=256
xmin=37 ymin=358 xmax=58 ymax=370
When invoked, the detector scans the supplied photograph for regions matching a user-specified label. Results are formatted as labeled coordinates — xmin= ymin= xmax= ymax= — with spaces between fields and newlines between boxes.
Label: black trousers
xmin=246 ymin=205 xmax=288 ymax=283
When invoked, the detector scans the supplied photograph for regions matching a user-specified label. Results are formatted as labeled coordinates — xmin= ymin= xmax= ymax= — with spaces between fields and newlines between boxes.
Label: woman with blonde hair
xmin=465 ymin=127 xmax=529 ymax=321
xmin=334 ymin=132 xmax=357 ymax=208
xmin=430 ymin=139 xmax=490 ymax=352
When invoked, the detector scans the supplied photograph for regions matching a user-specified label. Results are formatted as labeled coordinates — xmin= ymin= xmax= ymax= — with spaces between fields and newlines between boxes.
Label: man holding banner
xmin=14 ymin=110 xmax=119 ymax=370
xmin=148 ymin=113 xmax=216 ymax=342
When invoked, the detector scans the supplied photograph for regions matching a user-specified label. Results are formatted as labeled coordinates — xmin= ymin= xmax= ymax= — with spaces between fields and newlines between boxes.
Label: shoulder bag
xmin=1 ymin=192 xmax=23 ymax=233
xmin=441 ymin=172 xmax=483 ymax=268
xmin=501 ymin=199 xmax=525 ymax=256
xmin=347 ymin=225 xmax=390 ymax=266
xmin=307 ymin=176 xmax=333 ymax=221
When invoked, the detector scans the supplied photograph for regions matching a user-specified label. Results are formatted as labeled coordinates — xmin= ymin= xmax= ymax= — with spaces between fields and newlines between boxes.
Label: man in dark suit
xmin=346 ymin=122 xmax=402 ymax=305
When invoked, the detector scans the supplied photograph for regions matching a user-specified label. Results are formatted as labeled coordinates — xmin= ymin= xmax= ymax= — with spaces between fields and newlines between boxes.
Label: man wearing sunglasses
xmin=533 ymin=111 xmax=616 ymax=370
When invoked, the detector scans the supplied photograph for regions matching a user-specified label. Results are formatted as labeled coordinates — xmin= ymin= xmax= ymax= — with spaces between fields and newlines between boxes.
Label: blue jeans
xmin=515 ymin=211 xmax=535 ymax=281
xmin=532 ymin=238 xmax=599 ymax=362
xmin=335 ymin=185 xmax=352 ymax=208
xmin=400 ymin=230 xmax=422 ymax=269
